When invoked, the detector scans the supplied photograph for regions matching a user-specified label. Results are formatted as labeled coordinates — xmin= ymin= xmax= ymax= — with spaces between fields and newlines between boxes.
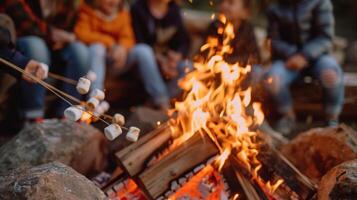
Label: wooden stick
xmin=48 ymin=72 xmax=77 ymax=85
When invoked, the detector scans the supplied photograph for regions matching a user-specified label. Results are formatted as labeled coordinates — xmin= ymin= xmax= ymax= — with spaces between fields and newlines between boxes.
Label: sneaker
xmin=275 ymin=116 xmax=296 ymax=136
xmin=326 ymin=119 xmax=339 ymax=127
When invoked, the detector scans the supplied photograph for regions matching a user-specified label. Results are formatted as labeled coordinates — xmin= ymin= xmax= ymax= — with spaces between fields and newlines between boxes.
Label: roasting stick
xmin=48 ymin=72 xmax=77 ymax=86
xmin=0 ymin=57 xmax=130 ymax=129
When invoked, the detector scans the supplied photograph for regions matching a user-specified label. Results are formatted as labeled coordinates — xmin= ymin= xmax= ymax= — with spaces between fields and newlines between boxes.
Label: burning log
xmin=115 ymin=123 xmax=172 ymax=177
xmin=137 ymin=133 xmax=219 ymax=199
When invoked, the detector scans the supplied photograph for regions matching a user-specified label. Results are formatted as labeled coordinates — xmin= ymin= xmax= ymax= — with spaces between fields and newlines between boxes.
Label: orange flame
xmin=169 ymin=15 xmax=282 ymax=196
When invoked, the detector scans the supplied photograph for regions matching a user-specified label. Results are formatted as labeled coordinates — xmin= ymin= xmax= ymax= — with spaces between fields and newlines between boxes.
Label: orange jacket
xmin=74 ymin=3 xmax=135 ymax=50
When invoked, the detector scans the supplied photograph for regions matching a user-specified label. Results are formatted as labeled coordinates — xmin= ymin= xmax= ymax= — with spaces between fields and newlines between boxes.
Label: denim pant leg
xmin=16 ymin=36 xmax=50 ymax=119
xmin=167 ymin=59 xmax=193 ymax=98
xmin=88 ymin=43 xmax=106 ymax=91
xmin=264 ymin=60 xmax=299 ymax=115
xmin=127 ymin=44 xmax=169 ymax=107
xmin=56 ymin=41 xmax=90 ymax=115
xmin=311 ymin=55 xmax=344 ymax=116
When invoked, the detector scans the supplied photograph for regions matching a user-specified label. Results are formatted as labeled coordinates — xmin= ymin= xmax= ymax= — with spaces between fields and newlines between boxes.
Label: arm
xmin=117 ymin=11 xmax=135 ymax=50
xmin=74 ymin=7 xmax=115 ymax=48
xmin=130 ymin=4 xmax=147 ymax=44
xmin=169 ymin=5 xmax=190 ymax=57
xmin=267 ymin=7 xmax=297 ymax=59
xmin=0 ymin=27 xmax=29 ymax=73
xmin=301 ymin=0 xmax=334 ymax=60
xmin=1 ymin=0 xmax=49 ymax=38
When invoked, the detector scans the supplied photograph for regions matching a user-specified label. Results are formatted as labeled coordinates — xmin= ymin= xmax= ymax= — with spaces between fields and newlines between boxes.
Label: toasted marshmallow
xmin=87 ymin=97 xmax=100 ymax=110
xmin=113 ymin=113 xmax=125 ymax=126
xmin=76 ymin=77 xmax=91 ymax=94
xmin=104 ymin=124 xmax=122 ymax=141
xmin=126 ymin=126 xmax=140 ymax=142
xmin=64 ymin=106 xmax=83 ymax=121
xmin=91 ymin=89 xmax=105 ymax=101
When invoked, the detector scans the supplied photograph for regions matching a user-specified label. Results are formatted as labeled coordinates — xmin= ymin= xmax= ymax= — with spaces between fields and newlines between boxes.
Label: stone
xmin=318 ymin=159 xmax=357 ymax=200
xmin=281 ymin=125 xmax=357 ymax=182
xmin=0 ymin=119 xmax=108 ymax=176
xmin=0 ymin=162 xmax=106 ymax=200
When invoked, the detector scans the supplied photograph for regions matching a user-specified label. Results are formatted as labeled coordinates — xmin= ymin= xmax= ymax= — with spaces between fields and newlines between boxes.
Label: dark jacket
xmin=130 ymin=0 xmax=190 ymax=57
xmin=0 ymin=14 xmax=29 ymax=78
xmin=204 ymin=20 xmax=261 ymax=66
xmin=0 ymin=0 xmax=80 ymax=40
xmin=267 ymin=0 xmax=334 ymax=61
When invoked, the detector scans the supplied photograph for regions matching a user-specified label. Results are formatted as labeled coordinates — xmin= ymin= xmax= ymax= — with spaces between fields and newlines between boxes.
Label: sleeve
xmin=1 ymin=0 xmax=49 ymax=38
xmin=74 ymin=8 xmax=116 ymax=48
xmin=170 ymin=5 xmax=190 ymax=57
xmin=301 ymin=0 xmax=334 ymax=60
xmin=267 ymin=7 xmax=297 ymax=60
xmin=117 ymin=12 xmax=135 ymax=50
xmin=130 ymin=4 xmax=147 ymax=44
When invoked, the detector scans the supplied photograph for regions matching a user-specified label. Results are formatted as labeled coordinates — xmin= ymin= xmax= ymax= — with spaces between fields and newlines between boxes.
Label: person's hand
xmin=157 ymin=53 xmax=178 ymax=79
xmin=111 ymin=45 xmax=128 ymax=71
xmin=23 ymin=60 xmax=48 ymax=83
xmin=51 ymin=28 xmax=76 ymax=50
xmin=286 ymin=54 xmax=308 ymax=71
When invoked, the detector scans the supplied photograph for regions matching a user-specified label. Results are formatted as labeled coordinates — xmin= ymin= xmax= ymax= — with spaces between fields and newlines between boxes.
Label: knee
xmin=265 ymin=62 xmax=286 ymax=95
xmin=89 ymin=43 xmax=106 ymax=57
xmin=131 ymin=44 xmax=155 ymax=58
xmin=316 ymin=56 xmax=342 ymax=89
xmin=65 ymin=42 xmax=89 ymax=69
xmin=16 ymin=36 xmax=50 ymax=64
xmin=320 ymin=69 xmax=341 ymax=89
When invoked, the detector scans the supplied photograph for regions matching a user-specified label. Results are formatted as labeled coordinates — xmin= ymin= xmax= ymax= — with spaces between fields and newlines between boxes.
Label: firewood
xmin=137 ymin=134 xmax=219 ymax=199
xmin=318 ymin=159 xmax=357 ymax=200
xmin=281 ymin=125 xmax=357 ymax=182
xmin=115 ymin=123 xmax=172 ymax=177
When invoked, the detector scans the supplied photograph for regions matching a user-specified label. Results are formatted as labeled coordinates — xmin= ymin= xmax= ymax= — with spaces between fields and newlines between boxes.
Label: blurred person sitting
xmin=74 ymin=0 xmax=135 ymax=95
xmin=0 ymin=14 xmax=48 ymax=130
xmin=0 ymin=0 xmax=90 ymax=119
xmin=130 ymin=0 xmax=191 ymax=110
xmin=265 ymin=0 xmax=344 ymax=135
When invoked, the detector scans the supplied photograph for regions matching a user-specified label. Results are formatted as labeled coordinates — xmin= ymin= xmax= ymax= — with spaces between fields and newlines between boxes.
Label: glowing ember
xmin=168 ymin=165 xmax=227 ymax=200
xmin=169 ymin=15 xmax=283 ymax=196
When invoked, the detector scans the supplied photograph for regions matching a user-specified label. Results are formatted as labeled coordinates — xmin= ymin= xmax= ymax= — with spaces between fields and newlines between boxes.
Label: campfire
xmin=102 ymin=16 xmax=317 ymax=200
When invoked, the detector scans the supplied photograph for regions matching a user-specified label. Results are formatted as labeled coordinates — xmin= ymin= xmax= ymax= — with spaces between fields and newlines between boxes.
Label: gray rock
xmin=0 ymin=119 xmax=108 ymax=176
xmin=318 ymin=159 xmax=357 ymax=200
xmin=0 ymin=162 xmax=106 ymax=200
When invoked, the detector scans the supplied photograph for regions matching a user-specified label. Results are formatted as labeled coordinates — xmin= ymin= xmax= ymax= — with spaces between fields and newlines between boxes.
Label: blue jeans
xmin=88 ymin=43 xmax=190 ymax=107
xmin=264 ymin=55 xmax=344 ymax=117
xmin=17 ymin=36 xmax=90 ymax=118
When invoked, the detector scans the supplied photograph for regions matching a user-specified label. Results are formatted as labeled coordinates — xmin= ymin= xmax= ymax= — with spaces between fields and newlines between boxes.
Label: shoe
xmin=24 ymin=117 xmax=44 ymax=126
xmin=326 ymin=119 xmax=339 ymax=127
xmin=275 ymin=116 xmax=296 ymax=136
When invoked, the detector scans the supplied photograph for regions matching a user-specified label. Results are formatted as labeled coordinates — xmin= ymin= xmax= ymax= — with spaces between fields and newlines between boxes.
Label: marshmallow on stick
xmin=76 ymin=77 xmax=91 ymax=94
xmin=126 ymin=126 xmax=140 ymax=142
xmin=87 ymin=97 xmax=100 ymax=110
xmin=105 ymin=124 xmax=122 ymax=141
xmin=113 ymin=113 xmax=125 ymax=126
xmin=91 ymin=89 xmax=105 ymax=101
xmin=94 ymin=101 xmax=110 ymax=117
xmin=64 ymin=106 xmax=83 ymax=122
xmin=86 ymin=70 xmax=97 ymax=82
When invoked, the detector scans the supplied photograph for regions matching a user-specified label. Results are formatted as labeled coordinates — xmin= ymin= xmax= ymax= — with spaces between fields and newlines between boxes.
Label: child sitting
xmin=130 ymin=0 xmax=191 ymax=108
xmin=75 ymin=0 xmax=181 ymax=110
xmin=265 ymin=0 xmax=344 ymax=135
